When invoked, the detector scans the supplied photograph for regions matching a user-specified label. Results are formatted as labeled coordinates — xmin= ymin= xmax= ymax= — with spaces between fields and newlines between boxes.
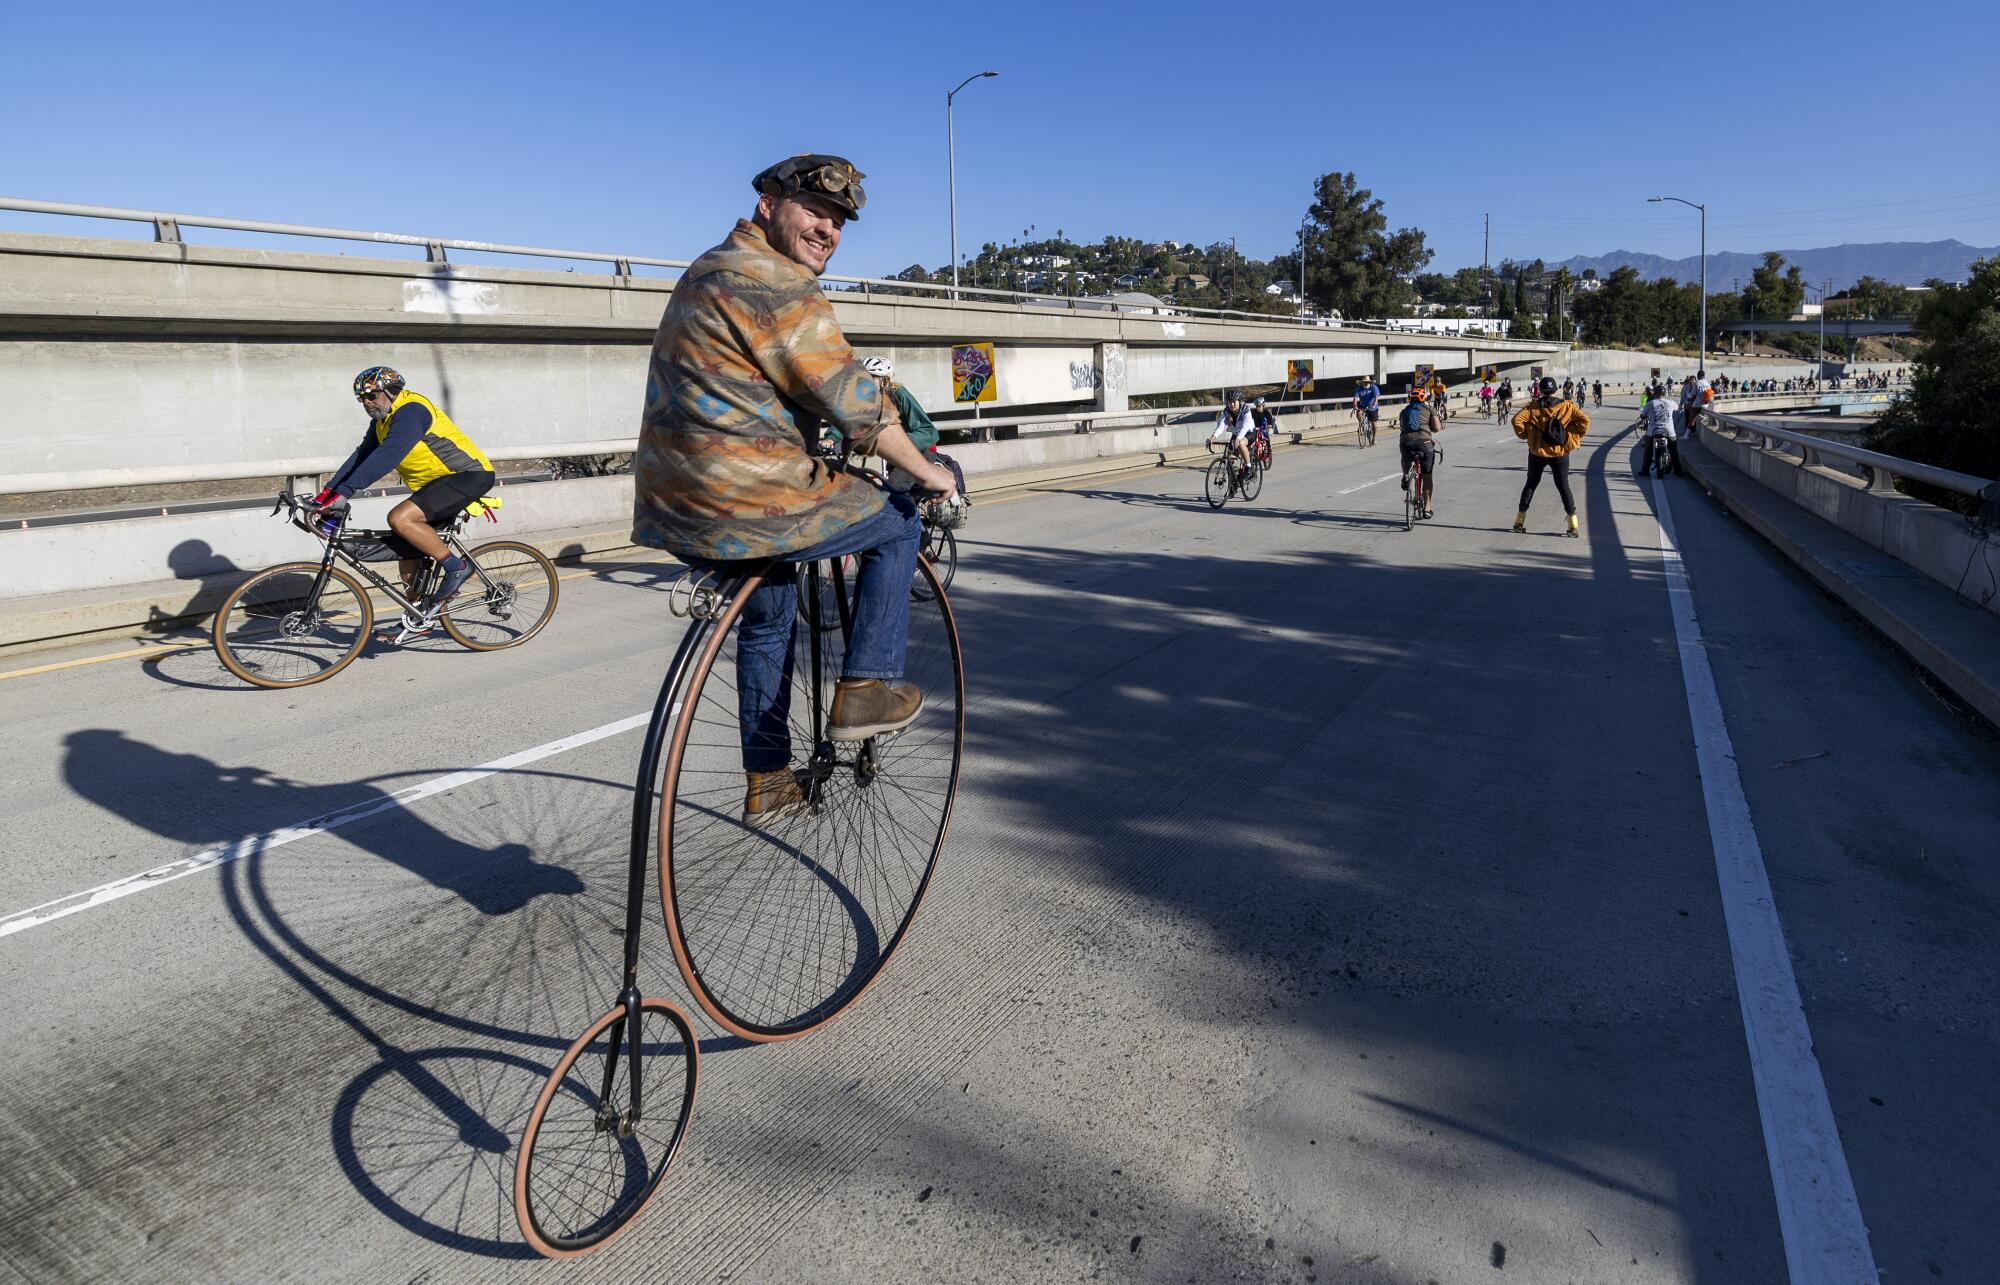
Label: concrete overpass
xmin=0 ymin=198 xmax=1561 ymax=499
xmin=1715 ymin=318 xmax=1914 ymax=336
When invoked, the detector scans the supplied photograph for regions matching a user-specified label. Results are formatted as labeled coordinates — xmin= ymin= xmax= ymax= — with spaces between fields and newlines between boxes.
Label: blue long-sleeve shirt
xmin=327 ymin=402 xmax=435 ymax=498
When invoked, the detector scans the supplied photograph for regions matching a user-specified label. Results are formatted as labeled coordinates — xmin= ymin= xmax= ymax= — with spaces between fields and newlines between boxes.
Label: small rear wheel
xmin=442 ymin=540 xmax=560 ymax=650
xmin=214 ymin=562 xmax=373 ymax=688
xmin=514 ymin=997 xmax=699 ymax=1258
xmin=1203 ymin=459 xmax=1230 ymax=509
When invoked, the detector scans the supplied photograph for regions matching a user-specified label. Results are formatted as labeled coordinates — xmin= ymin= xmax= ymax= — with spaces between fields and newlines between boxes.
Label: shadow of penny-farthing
xmin=224 ymin=764 xmax=711 ymax=1256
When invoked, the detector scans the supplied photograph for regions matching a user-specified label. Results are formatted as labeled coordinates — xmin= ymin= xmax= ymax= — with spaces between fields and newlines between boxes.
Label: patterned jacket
xmin=633 ymin=220 xmax=899 ymax=561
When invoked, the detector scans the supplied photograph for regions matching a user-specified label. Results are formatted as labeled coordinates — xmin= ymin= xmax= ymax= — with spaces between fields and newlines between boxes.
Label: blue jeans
xmin=687 ymin=492 xmax=921 ymax=772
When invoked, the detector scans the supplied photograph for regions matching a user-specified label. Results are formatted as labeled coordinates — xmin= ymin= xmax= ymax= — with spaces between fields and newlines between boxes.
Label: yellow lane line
xmin=0 ymin=642 xmax=207 ymax=681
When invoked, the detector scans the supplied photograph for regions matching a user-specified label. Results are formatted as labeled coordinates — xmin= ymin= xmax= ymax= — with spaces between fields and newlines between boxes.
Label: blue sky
xmin=4 ymin=0 xmax=1997 ymax=281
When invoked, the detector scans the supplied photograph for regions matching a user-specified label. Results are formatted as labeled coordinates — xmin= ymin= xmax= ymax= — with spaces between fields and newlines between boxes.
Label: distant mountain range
xmin=1551 ymin=240 xmax=1997 ymax=289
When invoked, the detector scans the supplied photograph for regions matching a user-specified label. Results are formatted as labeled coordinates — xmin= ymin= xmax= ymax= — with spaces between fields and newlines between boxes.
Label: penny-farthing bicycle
xmin=514 ymin=536 xmax=964 ymax=1257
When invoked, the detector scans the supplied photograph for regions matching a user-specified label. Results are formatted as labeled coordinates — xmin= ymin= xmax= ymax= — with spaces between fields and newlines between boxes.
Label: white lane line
xmin=0 ymin=712 xmax=649 ymax=939
xmin=1336 ymin=472 xmax=1403 ymax=495
xmin=1653 ymin=479 xmax=1878 ymax=1282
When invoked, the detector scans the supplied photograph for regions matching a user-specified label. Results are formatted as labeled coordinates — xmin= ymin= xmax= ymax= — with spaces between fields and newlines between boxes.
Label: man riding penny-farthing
xmin=513 ymin=153 xmax=966 ymax=1257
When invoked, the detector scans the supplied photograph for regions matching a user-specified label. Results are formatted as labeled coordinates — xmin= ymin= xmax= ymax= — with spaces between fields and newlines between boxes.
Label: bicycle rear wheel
xmin=442 ymin=540 xmax=560 ymax=650
xmin=214 ymin=562 xmax=373 ymax=688
xmin=658 ymin=557 xmax=964 ymax=1041
xmin=1203 ymin=459 xmax=1230 ymax=508
xmin=1404 ymin=467 xmax=1417 ymax=530
xmin=1241 ymin=461 xmax=1264 ymax=501
xmin=515 ymin=997 xmax=699 ymax=1258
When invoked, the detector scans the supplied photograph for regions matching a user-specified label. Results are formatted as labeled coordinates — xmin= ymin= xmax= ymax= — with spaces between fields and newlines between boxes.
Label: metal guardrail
xmin=1704 ymin=408 xmax=1993 ymax=501
xmin=0 ymin=196 xmax=1551 ymax=340
xmin=2 ymin=440 xmax=639 ymax=498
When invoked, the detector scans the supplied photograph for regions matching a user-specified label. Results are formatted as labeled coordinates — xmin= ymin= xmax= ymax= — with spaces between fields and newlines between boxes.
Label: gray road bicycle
xmin=211 ymin=491 xmax=559 ymax=688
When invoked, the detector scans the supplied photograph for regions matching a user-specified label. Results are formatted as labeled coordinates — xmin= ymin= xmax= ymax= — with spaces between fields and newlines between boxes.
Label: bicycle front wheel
xmin=913 ymin=524 xmax=957 ymax=600
xmin=1241 ymin=461 xmax=1264 ymax=501
xmin=658 ymin=557 xmax=964 ymax=1041
xmin=1204 ymin=459 xmax=1230 ymax=508
xmin=514 ymin=997 xmax=699 ymax=1258
xmin=213 ymin=562 xmax=373 ymax=688
xmin=442 ymin=540 xmax=559 ymax=650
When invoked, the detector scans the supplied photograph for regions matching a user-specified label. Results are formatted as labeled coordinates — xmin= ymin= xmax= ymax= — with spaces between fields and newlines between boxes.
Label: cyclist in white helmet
xmin=855 ymin=356 xmax=968 ymax=511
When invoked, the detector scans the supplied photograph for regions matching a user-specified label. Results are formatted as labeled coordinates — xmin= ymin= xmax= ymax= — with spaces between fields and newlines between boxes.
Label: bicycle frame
xmin=272 ymin=492 xmax=487 ymax=621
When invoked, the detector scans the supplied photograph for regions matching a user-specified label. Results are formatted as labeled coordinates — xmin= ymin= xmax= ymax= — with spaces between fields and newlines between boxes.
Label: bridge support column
xmin=1092 ymin=342 xmax=1128 ymax=418
xmin=1373 ymin=346 xmax=1387 ymax=385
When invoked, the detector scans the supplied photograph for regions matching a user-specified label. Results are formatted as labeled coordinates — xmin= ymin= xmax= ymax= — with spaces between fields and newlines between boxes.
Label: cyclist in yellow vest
xmin=308 ymin=366 xmax=496 ymax=614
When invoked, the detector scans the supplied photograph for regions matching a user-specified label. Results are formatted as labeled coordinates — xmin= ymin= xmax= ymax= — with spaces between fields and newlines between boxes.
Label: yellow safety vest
xmin=378 ymin=390 xmax=493 ymax=492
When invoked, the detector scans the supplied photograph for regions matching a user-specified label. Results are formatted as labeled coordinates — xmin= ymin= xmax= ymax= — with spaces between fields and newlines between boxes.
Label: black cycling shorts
xmin=410 ymin=470 xmax=496 ymax=526
xmin=1399 ymin=436 xmax=1437 ymax=476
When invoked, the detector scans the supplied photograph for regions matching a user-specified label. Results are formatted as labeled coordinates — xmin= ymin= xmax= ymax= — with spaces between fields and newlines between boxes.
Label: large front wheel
xmin=657 ymin=556 xmax=964 ymax=1041
xmin=1203 ymin=459 xmax=1230 ymax=508
xmin=213 ymin=562 xmax=373 ymax=688
xmin=1241 ymin=461 xmax=1264 ymax=501
xmin=441 ymin=540 xmax=559 ymax=650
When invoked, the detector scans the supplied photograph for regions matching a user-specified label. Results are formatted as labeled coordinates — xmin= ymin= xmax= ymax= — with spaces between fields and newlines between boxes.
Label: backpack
xmin=1538 ymin=401 xmax=1569 ymax=448
xmin=1399 ymin=401 xmax=1427 ymax=434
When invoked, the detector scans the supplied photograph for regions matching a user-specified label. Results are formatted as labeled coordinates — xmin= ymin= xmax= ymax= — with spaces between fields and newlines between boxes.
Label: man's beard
xmin=367 ymin=404 xmax=392 ymax=421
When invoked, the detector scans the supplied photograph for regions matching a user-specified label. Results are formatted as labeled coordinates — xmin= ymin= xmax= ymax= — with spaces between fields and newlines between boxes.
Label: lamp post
xmin=1648 ymin=195 xmax=1706 ymax=369
xmin=947 ymin=70 xmax=999 ymax=298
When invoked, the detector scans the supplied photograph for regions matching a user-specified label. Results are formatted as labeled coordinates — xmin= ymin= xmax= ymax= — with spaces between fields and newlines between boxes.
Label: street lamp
xmin=1648 ymin=195 xmax=1707 ymax=370
xmin=947 ymin=70 xmax=999 ymax=297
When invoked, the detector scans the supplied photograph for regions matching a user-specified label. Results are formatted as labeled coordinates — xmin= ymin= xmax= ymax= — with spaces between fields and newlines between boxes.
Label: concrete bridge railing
xmin=1698 ymin=408 xmax=2000 ymax=618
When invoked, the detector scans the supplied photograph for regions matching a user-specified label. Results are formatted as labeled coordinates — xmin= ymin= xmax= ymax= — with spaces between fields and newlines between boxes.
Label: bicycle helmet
xmin=353 ymin=366 xmax=405 ymax=399
xmin=861 ymin=356 xmax=894 ymax=379
xmin=1225 ymin=388 xmax=1242 ymax=402
xmin=1409 ymin=386 xmax=1428 ymax=402
xmin=1252 ymin=396 xmax=1266 ymax=407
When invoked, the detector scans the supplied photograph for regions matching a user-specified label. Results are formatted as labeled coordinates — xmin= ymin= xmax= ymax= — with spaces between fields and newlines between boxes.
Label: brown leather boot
xmin=743 ymin=768 xmax=808 ymax=827
xmin=827 ymin=679 xmax=924 ymax=742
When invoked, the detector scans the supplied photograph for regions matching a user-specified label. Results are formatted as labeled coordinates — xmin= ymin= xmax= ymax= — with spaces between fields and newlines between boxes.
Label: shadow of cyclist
xmin=61 ymin=729 xmax=583 ymax=915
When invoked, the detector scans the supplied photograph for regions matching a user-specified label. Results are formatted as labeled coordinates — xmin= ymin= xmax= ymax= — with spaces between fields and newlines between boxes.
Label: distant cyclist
xmin=310 ymin=366 xmax=494 ymax=617
xmin=1427 ymin=374 xmax=1450 ymax=421
xmin=1479 ymin=380 xmax=1495 ymax=417
xmin=1637 ymin=382 xmax=1681 ymax=478
xmin=1591 ymin=379 xmax=1603 ymax=407
xmin=1215 ymin=390 xmax=1256 ymax=482
xmin=1251 ymin=396 xmax=1277 ymax=467
xmin=1561 ymin=376 xmax=1576 ymax=402
xmin=857 ymin=356 xmax=969 ymax=520
xmin=1497 ymin=377 xmax=1514 ymax=415
xmin=1399 ymin=387 xmax=1442 ymax=520
xmin=1354 ymin=375 xmax=1381 ymax=445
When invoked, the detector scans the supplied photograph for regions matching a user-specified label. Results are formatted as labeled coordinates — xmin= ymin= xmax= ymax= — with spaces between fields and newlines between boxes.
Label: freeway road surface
xmin=2 ymin=404 xmax=1995 ymax=1283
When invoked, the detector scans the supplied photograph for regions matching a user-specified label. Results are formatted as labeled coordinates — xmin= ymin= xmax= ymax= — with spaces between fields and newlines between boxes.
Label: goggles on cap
xmin=761 ymin=158 xmax=867 ymax=214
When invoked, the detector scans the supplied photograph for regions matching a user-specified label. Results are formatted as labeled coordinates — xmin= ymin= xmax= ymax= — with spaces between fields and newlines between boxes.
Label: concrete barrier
xmin=1696 ymin=422 xmax=2000 ymax=620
